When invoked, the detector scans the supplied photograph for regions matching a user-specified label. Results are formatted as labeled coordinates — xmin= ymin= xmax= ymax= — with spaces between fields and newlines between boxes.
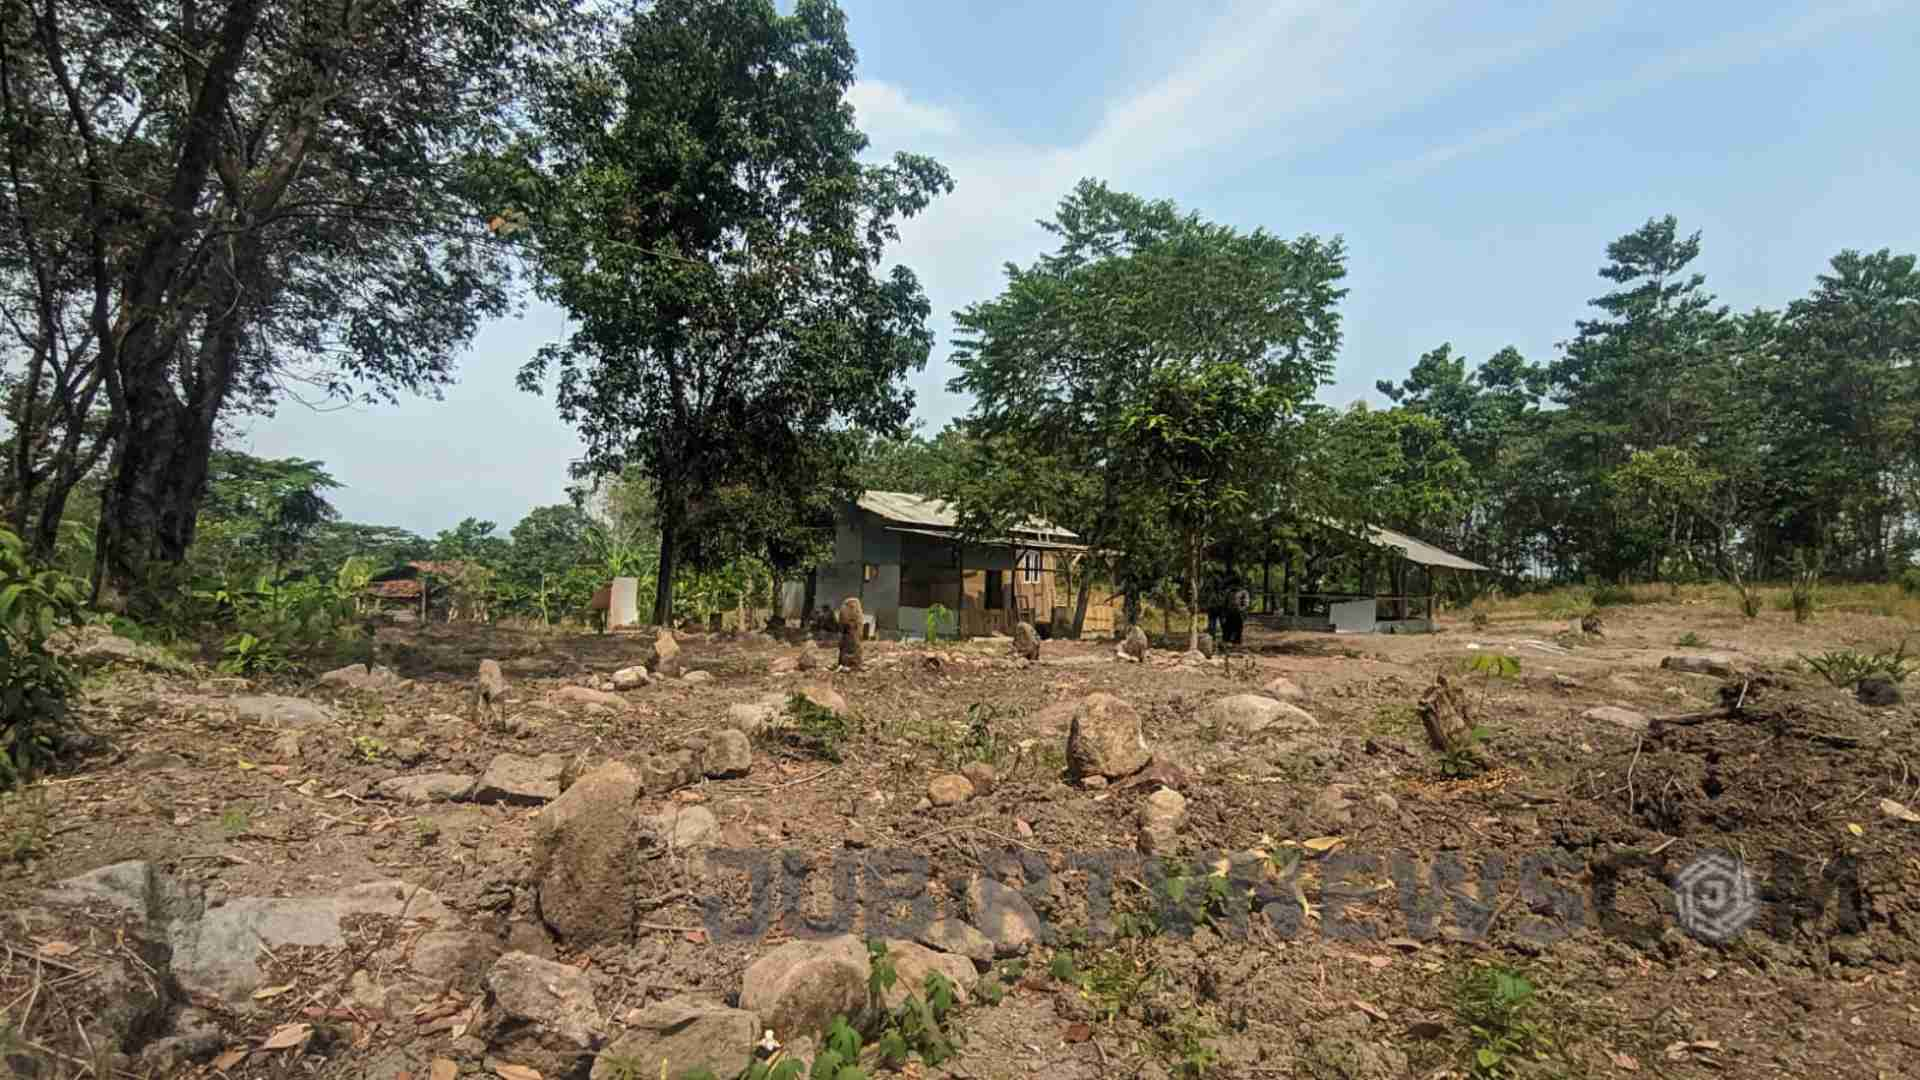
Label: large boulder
xmin=878 ymin=940 xmax=976 ymax=1009
xmin=701 ymin=729 xmax=753 ymax=778
xmin=376 ymin=773 xmax=476 ymax=804
xmin=408 ymin=930 xmax=501 ymax=991
xmin=233 ymin=695 xmax=330 ymax=728
xmin=1581 ymin=705 xmax=1650 ymax=732
xmin=478 ymin=659 xmax=510 ymax=725
xmin=738 ymin=935 xmax=871 ymax=1042
xmin=612 ymin=665 xmax=653 ymax=691
xmin=1263 ymin=675 xmax=1308 ymax=702
xmin=640 ymin=805 xmax=720 ymax=850
xmin=966 ymin=877 xmax=1041 ymax=957
xmin=792 ymin=683 xmax=848 ymax=717
xmin=533 ymin=762 xmax=642 ymax=945
xmin=485 ymin=951 xmax=603 ymax=1074
xmin=638 ymin=749 xmax=702 ymax=794
xmin=472 ymin=752 xmax=570 ymax=805
xmin=649 ymin=629 xmax=685 ymax=679
xmin=1858 ymin=677 xmax=1903 ymax=707
xmin=1196 ymin=633 xmax=1215 ymax=660
xmin=927 ymin=773 xmax=975 ymax=806
xmin=914 ymin=918 xmax=995 ymax=964
xmin=797 ymin=641 xmax=824 ymax=672
xmin=1011 ymin=622 xmax=1041 ymax=662
xmin=1117 ymin=625 xmax=1149 ymax=663
xmin=1199 ymin=694 xmax=1317 ymax=736
xmin=1066 ymin=693 xmax=1150 ymax=780
xmin=593 ymin=997 xmax=759 ymax=1080
xmin=40 ymin=860 xmax=202 ymax=930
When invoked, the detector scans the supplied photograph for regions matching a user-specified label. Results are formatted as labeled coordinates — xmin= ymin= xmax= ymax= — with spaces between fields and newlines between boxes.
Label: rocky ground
xmin=4 ymin=597 xmax=1919 ymax=1079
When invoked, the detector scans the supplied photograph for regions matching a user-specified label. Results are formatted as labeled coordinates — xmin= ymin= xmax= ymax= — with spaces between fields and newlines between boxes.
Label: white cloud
xmin=846 ymin=79 xmax=960 ymax=140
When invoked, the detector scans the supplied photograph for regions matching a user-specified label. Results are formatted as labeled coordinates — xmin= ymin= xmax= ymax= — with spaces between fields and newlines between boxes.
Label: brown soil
xmin=4 ymin=599 xmax=1918 ymax=1079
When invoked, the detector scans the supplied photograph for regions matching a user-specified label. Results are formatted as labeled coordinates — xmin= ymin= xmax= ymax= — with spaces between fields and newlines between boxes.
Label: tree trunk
xmin=653 ymin=510 xmax=679 ymax=627
xmin=1070 ymin=574 xmax=1092 ymax=641
xmin=1187 ymin=534 xmax=1202 ymax=653
xmin=92 ymin=391 xmax=213 ymax=611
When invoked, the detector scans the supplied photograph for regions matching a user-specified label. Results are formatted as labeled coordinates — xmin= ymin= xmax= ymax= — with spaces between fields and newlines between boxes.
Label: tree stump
xmin=837 ymin=597 xmax=864 ymax=670
xmin=1419 ymin=673 xmax=1473 ymax=754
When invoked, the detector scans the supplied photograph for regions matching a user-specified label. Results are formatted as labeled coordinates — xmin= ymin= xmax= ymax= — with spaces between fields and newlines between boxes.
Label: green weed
xmin=1454 ymin=965 xmax=1552 ymax=1078
xmin=219 ymin=806 xmax=249 ymax=837
xmin=1803 ymin=640 xmax=1916 ymax=688
xmin=1675 ymin=631 xmax=1706 ymax=647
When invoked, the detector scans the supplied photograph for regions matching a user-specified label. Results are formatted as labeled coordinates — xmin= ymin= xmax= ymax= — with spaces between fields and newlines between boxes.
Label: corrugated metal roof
xmin=1361 ymin=523 xmax=1489 ymax=572
xmin=856 ymin=491 xmax=1077 ymax=540
xmin=882 ymin=525 xmax=1089 ymax=552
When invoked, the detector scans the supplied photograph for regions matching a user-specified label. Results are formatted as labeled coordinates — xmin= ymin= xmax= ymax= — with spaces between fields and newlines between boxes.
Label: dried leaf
xmin=259 ymin=1022 xmax=312 ymax=1051
xmin=265 ymin=765 xmax=291 ymax=779
xmin=1383 ymin=937 xmax=1424 ymax=952
xmin=683 ymin=929 xmax=707 ymax=944
xmin=495 ymin=1066 xmax=544 ymax=1080
xmin=1879 ymin=798 xmax=1920 ymax=823
xmin=1063 ymin=1022 xmax=1092 ymax=1043
xmin=36 ymin=940 xmax=77 ymax=957
xmin=252 ymin=983 xmax=296 ymax=1000
xmin=1352 ymin=1000 xmax=1390 ymax=1022
xmin=1847 ymin=822 xmax=1865 ymax=837
xmin=1366 ymin=955 xmax=1391 ymax=970
xmin=1302 ymin=836 xmax=1346 ymax=852
xmin=211 ymin=1047 xmax=247 ymax=1071
xmin=431 ymin=1059 xmax=459 ymax=1080
xmin=235 ymin=759 xmax=256 ymax=771
xmin=1406 ymin=1021 xmax=1447 ymax=1040
xmin=449 ymin=998 xmax=483 ymax=1040
xmin=1613 ymin=1051 xmax=1640 ymax=1071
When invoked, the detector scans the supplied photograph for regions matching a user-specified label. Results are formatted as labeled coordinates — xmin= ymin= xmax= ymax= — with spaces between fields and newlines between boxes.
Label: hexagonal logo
xmin=1673 ymin=852 xmax=1758 ymax=943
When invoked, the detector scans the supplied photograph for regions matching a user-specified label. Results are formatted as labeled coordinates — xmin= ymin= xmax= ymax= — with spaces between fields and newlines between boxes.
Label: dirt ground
xmin=5 ymin=595 xmax=1919 ymax=1079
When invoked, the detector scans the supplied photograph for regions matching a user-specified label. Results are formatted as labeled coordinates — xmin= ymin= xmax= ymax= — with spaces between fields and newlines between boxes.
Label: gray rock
xmin=170 ymin=881 xmax=450 ymax=1001
xmin=472 ymin=752 xmax=569 ymax=805
xmin=1196 ymin=632 xmax=1215 ymax=660
xmin=317 ymin=663 xmax=408 ymax=692
xmin=927 ymin=773 xmax=975 ymax=806
xmin=726 ymin=701 xmax=778 ymax=736
xmin=1582 ymin=705 xmax=1650 ymax=732
xmin=486 ymin=951 xmax=602 ymax=1048
xmin=1857 ymin=677 xmax=1902 ymax=707
xmin=965 ymin=877 xmax=1041 ymax=957
xmin=126 ymin=750 xmax=189 ymax=772
xmin=557 ymin=685 xmax=629 ymax=711
xmin=638 ymin=749 xmax=702 ymax=794
xmin=478 ymin=659 xmax=510 ymax=724
xmin=1263 ymin=675 xmax=1307 ymax=702
xmin=683 ymin=670 xmax=714 ymax=685
xmin=1199 ymin=693 xmax=1317 ymax=735
xmin=64 ymin=629 xmax=190 ymax=674
xmin=878 ymin=940 xmax=976 ymax=1009
xmin=701 ymin=729 xmax=753 ymax=778
xmin=612 ymin=665 xmax=653 ymax=691
xmin=1311 ymin=785 xmax=1358 ymax=830
xmin=1137 ymin=787 xmax=1188 ymax=855
xmin=40 ymin=861 xmax=203 ymax=928
xmin=1066 ymin=692 xmax=1150 ymax=780
xmin=738 ymin=935 xmax=871 ymax=1042
xmin=649 ymin=629 xmax=685 ymax=679
xmin=796 ymin=641 xmax=824 ymax=672
xmin=271 ymin=729 xmax=307 ymax=760
xmin=593 ymin=997 xmax=759 ymax=1080
xmin=233 ymin=695 xmax=330 ymax=728
xmin=914 ymin=918 xmax=995 ymax=964
xmin=377 ymin=773 xmax=476 ymax=803
xmin=793 ymin=682 xmax=848 ymax=717
xmin=1660 ymin=655 xmax=1736 ymax=677
xmin=534 ymin=762 xmax=642 ymax=945
xmin=641 ymin=805 xmax=719 ymax=850
xmin=1118 ymin=625 xmax=1149 ymax=662
xmin=409 ymin=930 xmax=501 ymax=990
xmin=1011 ymin=621 xmax=1041 ymax=661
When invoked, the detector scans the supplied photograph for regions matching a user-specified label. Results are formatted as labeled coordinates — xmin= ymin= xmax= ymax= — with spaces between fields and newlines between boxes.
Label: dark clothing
xmin=1222 ymin=608 xmax=1244 ymax=645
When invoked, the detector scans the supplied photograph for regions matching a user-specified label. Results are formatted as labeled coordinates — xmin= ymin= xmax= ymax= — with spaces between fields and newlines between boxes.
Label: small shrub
xmin=1803 ymin=640 xmax=1916 ymax=688
xmin=1455 ymin=965 xmax=1551 ymax=1077
xmin=768 ymin=693 xmax=855 ymax=762
xmin=1900 ymin=567 xmax=1920 ymax=595
xmin=1469 ymin=608 xmax=1490 ymax=630
xmin=1676 ymin=631 xmax=1705 ymax=647
xmin=0 ymin=529 xmax=88 ymax=790
xmin=218 ymin=631 xmax=291 ymax=676
xmin=220 ymin=807 xmax=250 ymax=836
xmin=350 ymin=734 xmax=389 ymax=762
xmin=1590 ymin=582 xmax=1637 ymax=607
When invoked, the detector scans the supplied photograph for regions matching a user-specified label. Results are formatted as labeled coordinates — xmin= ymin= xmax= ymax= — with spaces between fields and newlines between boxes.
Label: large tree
xmin=949 ymin=179 xmax=1346 ymax=635
xmin=0 ymin=0 xmax=564 ymax=610
xmin=506 ymin=0 xmax=950 ymax=625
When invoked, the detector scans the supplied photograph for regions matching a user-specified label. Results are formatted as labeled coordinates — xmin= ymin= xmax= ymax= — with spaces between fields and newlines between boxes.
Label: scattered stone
xmin=792 ymin=683 xmax=848 ymax=717
xmin=377 ymin=773 xmax=477 ymax=804
xmin=642 ymin=805 xmax=720 ymax=850
xmin=738 ymin=935 xmax=871 ymax=1042
xmin=410 ymin=931 xmax=501 ymax=990
xmin=1199 ymin=693 xmax=1317 ymax=736
xmin=40 ymin=861 xmax=201 ymax=929
xmin=1660 ymin=655 xmax=1736 ymax=678
xmin=558 ymin=685 xmax=628 ymax=711
xmin=170 ymin=881 xmax=450 ymax=1001
xmin=348 ymin=968 xmax=391 ymax=1012
xmin=1117 ymin=626 xmax=1149 ymax=663
xmin=594 ymin=997 xmax=759 ymax=1080
xmin=1311 ymin=785 xmax=1359 ymax=830
xmin=486 ymin=951 xmax=602 ymax=1049
xmin=701 ymin=729 xmax=753 ymax=778
xmin=927 ymin=773 xmax=975 ymax=806
xmin=638 ymin=750 xmax=703 ymax=794
xmin=1551 ymin=673 xmax=1583 ymax=691
xmin=472 ymin=753 xmax=570 ymax=805
xmin=797 ymin=641 xmax=824 ymax=672
xmin=1011 ymin=621 xmax=1041 ymax=662
xmin=649 ymin=629 xmax=685 ymax=678
xmin=1857 ymin=677 xmax=1902 ymax=707
xmin=915 ymin=918 xmax=996 ymax=964
xmin=612 ymin=665 xmax=653 ymax=691
xmin=533 ymin=762 xmax=642 ymax=945
xmin=1180 ymin=649 xmax=1209 ymax=665
xmin=127 ymin=750 xmax=189 ymax=772
xmin=478 ymin=659 xmax=510 ymax=725
xmin=965 ymin=877 xmax=1041 ymax=957
xmin=837 ymin=597 xmax=865 ymax=670
xmin=1580 ymin=612 xmax=1605 ymax=637
xmin=1263 ymin=675 xmax=1307 ymax=702
xmin=726 ymin=699 xmax=779 ymax=736
xmin=1371 ymin=793 xmax=1400 ymax=815
xmin=768 ymin=654 xmax=799 ymax=675
xmin=1582 ymin=706 xmax=1650 ymax=732
xmin=1066 ymin=692 xmax=1150 ymax=780
xmin=1137 ymin=788 xmax=1188 ymax=855
xmin=878 ymin=940 xmax=976 ymax=1009
xmin=1196 ymin=632 xmax=1215 ymax=660
xmin=1081 ymin=775 xmax=1108 ymax=790
xmin=318 ymin=663 xmax=408 ymax=692
xmin=959 ymin=761 xmax=996 ymax=794
xmin=233 ymin=695 xmax=330 ymax=729
xmin=683 ymin=670 xmax=714 ymax=685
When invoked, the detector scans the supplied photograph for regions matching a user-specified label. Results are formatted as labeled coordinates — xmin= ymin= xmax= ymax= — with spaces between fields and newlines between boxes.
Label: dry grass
xmin=1478 ymin=580 xmax=1920 ymax=626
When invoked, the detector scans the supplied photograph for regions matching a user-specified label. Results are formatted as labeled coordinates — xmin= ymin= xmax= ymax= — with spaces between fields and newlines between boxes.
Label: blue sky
xmin=241 ymin=0 xmax=1919 ymax=537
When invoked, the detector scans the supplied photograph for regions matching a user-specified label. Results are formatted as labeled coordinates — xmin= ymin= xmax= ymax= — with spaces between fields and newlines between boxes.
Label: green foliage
xmin=768 ymin=694 xmax=855 ymax=762
xmin=1469 ymin=608 xmax=1490 ymax=629
xmin=1901 ymin=566 xmax=1920 ymax=595
xmin=1676 ymin=632 xmax=1706 ymax=647
xmin=350 ymin=735 xmax=390 ymax=763
xmin=1454 ymin=966 xmax=1551 ymax=1077
xmin=220 ymin=807 xmax=250 ymax=837
xmin=1589 ymin=582 xmax=1639 ymax=607
xmin=924 ymin=603 xmax=953 ymax=643
xmin=0 ymin=529 xmax=87 ymax=789
xmin=1802 ymin=641 xmax=1916 ymax=688
xmin=1455 ymin=653 xmax=1521 ymax=680
xmin=217 ymin=632 xmax=291 ymax=676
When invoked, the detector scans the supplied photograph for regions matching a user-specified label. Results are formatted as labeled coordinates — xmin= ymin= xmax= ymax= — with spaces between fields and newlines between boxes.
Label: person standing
xmin=1224 ymin=585 xmax=1250 ymax=645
